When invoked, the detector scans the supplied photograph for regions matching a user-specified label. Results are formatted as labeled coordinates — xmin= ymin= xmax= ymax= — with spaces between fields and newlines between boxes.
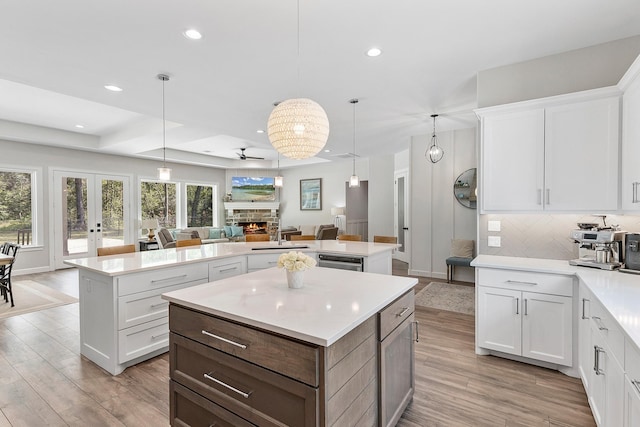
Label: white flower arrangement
xmin=277 ymin=251 xmax=317 ymax=272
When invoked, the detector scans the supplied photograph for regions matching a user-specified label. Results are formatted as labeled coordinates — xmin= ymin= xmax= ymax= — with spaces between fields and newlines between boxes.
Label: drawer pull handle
xmin=524 ymin=299 xmax=528 ymax=316
xmin=413 ymin=320 xmax=419 ymax=343
xmin=592 ymin=316 xmax=608 ymax=331
xmin=150 ymin=274 xmax=188 ymax=284
xmin=201 ymin=330 xmax=247 ymax=349
xmin=150 ymin=302 xmax=168 ymax=308
xmin=594 ymin=345 xmax=605 ymax=375
xmin=397 ymin=307 xmax=410 ymax=317
xmin=267 ymin=261 xmax=277 ymax=264
xmin=151 ymin=332 xmax=168 ymax=340
xmin=515 ymin=298 xmax=519 ymax=315
xmin=581 ymin=298 xmax=590 ymax=320
xmin=506 ymin=280 xmax=538 ymax=286
xmin=632 ymin=380 xmax=640 ymax=394
xmin=204 ymin=373 xmax=252 ymax=398
xmin=219 ymin=266 xmax=238 ymax=272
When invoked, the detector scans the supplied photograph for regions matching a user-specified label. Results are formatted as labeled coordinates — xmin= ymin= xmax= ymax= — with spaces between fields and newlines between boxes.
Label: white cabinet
xmin=209 ymin=256 xmax=246 ymax=281
xmin=625 ymin=376 xmax=640 ymax=427
xmin=247 ymin=253 xmax=280 ymax=272
xmin=476 ymin=268 xmax=574 ymax=367
xmin=477 ymin=88 xmax=620 ymax=213
xmin=578 ymin=284 xmax=593 ymax=394
xmin=620 ymin=54 xmax=640 ymax=211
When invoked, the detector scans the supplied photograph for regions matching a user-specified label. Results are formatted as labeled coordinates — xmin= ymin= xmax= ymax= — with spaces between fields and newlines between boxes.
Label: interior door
xmin=54 ymin=171 xmax=130 ymax=268
xmin=394 ymin=170 xmax=409 ymax=263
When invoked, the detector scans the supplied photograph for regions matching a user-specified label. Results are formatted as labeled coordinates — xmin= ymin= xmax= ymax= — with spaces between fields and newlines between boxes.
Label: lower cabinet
xmin=477 ymin=285 xmax=573 ymax=366
xmin=625 ymin=376 xmax=640 ymax=427
xmin=208 ymin=256 xmax=247 ymax=281
xmin=578 ymin=284 xmax=592 ymax=394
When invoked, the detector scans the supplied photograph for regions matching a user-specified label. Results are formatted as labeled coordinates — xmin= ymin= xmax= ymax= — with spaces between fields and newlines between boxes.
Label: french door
xmin=394 ymin=170 xmax=410 ymax=263
xmin=54 ymin=171 xmax=131 ymax=268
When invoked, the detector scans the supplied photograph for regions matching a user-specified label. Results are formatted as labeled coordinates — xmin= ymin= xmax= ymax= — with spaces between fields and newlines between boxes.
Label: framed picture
xmin=300 ymin=178 xmax=322 ymax=210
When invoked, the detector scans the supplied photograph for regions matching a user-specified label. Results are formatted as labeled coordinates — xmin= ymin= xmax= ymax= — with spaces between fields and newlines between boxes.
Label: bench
xmin=445 ymin=256 xmax=473 ymax=283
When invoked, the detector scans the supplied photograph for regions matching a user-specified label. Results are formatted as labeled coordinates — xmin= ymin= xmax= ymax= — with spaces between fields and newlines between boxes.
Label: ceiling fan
xmin=236 ymin=148 xmax=264 ymax=160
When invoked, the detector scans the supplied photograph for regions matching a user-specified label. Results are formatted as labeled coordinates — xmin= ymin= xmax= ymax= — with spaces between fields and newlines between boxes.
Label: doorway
xmin=345 ymin=181 xmax=368 ymax=240
xmin=394 ymin=170 xmax=410 ymax=263
xmin=53 ymin=171 xmax=131 ymax=268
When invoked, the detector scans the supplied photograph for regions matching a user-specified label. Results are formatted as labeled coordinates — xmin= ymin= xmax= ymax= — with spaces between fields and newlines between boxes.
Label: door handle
xmin=581 ymin=298 xmax=589 ymax=320
xmin=515 ymin=298 xmax=519 ymax=315
xmin=403 ymin=227 xmax=409 ymax=230
xmin=594 ymin=345 xmax=604 ymax=375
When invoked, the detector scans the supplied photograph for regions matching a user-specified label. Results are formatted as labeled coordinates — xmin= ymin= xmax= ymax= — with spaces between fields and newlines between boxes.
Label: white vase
xmin=286 ymin=270 xmax=304 ymax=289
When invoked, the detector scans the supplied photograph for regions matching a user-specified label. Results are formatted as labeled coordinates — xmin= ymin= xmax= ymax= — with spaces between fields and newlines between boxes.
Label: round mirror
xmin=453 ymin=168 xmax=477 ymax=209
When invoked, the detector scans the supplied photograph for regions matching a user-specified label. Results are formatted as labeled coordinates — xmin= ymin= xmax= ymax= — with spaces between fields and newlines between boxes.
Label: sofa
xmin=281 ymin=224 xmax=339 ymax=240
xmin=157 ymin=227 xmax=232 ymax=248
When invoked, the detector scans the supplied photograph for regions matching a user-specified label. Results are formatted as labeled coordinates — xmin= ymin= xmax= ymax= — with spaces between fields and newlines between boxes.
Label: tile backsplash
xmin=479 ymin=214 xmax=640 ymax=260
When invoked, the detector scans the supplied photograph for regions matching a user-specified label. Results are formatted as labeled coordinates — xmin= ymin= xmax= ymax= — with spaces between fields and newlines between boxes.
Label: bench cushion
xmin=446 ymin=256 xmax=473 ymax=267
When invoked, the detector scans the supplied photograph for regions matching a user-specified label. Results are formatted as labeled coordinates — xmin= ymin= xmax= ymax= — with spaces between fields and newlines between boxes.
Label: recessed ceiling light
xmin=366 ymin=47 xmax=382 ymax=57
xmin=75 ymin=124 xmax=84 ymax=129
xmin=184 ymin=29 xmax=202 ymax=40
xmin=104 ymin=85 xmax=123 ymax=92
xmin=256 ymin=129 xmax=265 ymax=134
xmin=324 ymin=149 xmax=331 ymax=153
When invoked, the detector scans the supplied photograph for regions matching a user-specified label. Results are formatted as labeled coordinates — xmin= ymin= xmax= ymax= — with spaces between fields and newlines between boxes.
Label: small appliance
xmin=620 ymin=233 xmax=640 ymax=274
xmin=568 ymin=228 xmax=625 ymax=270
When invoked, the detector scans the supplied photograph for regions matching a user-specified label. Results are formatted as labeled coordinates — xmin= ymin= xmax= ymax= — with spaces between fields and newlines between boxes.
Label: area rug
xmin=415 ymin=282 xmax=475 ymax=315
xmin=0 ymin=280 xmax=78 ymax=319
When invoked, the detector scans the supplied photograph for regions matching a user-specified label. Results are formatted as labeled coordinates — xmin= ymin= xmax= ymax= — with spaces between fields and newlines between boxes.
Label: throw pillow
xmin=451 ymin=239 xmax=474 ymax=258
xmin=223 ymin=225 xmax=233 ymax=237
xmin=209 ymin=228 xmax=223 ymax=239
xmin=190 ymin=230 xmax=200 ymax=239
xmin=169 ymin=229 xmax=178 ymax=239
xmin=231 ymin=226 xmax=244 ymax=237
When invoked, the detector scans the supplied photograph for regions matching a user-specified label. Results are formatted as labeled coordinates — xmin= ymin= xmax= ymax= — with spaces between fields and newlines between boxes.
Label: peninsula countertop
xmin=63 ymin=240 xmax=398 ymax=276
xmin=472 ymin=254 xmax=640 ymax=354
xmin=162 ymin=266 xmax=417 ymax=346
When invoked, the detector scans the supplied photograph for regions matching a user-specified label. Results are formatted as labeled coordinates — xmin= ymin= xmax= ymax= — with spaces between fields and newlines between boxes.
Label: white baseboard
xmin=13 ymin=266 xmax=55 ymax=276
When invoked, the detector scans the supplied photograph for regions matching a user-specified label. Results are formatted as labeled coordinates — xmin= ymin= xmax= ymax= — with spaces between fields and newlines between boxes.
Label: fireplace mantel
xmin=224 ymin=202 xmax=280 ymax=213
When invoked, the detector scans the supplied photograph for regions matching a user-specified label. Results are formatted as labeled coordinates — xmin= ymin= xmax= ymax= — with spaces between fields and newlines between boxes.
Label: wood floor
xmin=0 ymin=265 xmax=595 ymax=427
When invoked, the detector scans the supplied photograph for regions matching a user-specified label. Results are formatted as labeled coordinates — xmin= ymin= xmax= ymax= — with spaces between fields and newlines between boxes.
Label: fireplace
xmin=239 ymin=221 xmax=268 ymax=234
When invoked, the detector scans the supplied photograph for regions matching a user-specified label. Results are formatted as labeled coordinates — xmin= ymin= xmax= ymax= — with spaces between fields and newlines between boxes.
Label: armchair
xmin=157 ymin=228 xmax=176 ymax=249
xmin=316 ymin=224 xmax=338 ymax=240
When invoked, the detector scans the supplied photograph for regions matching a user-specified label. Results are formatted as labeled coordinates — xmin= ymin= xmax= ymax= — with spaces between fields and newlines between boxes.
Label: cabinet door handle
xmin=592 ymin=316 xmax=608 ymax=331
xmin=632 ymin=380 xmax=640 ymax=394
xmin=594 ymin=345 xmax=605 ymax=375
xmin=524 ymin=299 xmax=528 ymax=316
xmin=546 ymin=189 xmax=550 ymax=205
xmin=219 ymin=266 xmax=238 ymax=273
xmin=397 ymin=307 xmax=410 ymax=317
xmin=515 ymin=298 xmax=519 ymax=315
xmin=581 ymin=298 xmax=590 ymax=320
xmin=151 ymin=332 xmax=169 ymax=340
xmin=204 ymin=373 xmax=252 ymax=398
xmin=413 ymin=320 xmax=420 ymax=343
xmin=150 ymin=301 xmax=168 ymax=308
xmin=506 ymin=280 xmax=538 ymax=286
xmin=537 ymin=189 xmax=542 ymax=205
xmin=633 ymin=182 xmax=639 ymax=204
xmin=201 ymin=330 xmax=247 ymax=349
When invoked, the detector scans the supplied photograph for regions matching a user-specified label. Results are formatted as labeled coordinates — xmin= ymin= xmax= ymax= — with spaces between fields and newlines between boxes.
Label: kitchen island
xmin=162 ymin=267 xmax=418 ymax=427
xmin=63 ymin=240 xmax=399 ymax=376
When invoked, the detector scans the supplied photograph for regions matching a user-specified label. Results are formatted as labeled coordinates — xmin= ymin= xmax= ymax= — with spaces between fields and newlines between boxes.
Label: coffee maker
xmin=569 ymin=228 xmax=625 ymax=270
xmin=621 ymin=233 xmax=640 ymax=274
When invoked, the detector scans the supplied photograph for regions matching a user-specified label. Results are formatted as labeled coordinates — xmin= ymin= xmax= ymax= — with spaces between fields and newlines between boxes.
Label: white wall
xmin=368 ymin=155 xmax=395 ymax=239
xmin=0 ymin=139 xmax=226 ymax=274
xmin=409 ymin=128 xmax=477 ymax=282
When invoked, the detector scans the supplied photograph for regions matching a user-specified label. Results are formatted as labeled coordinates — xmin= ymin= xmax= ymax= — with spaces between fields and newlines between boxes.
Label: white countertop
xmin=162 ymin=266 xmax=417 ymax=347
xmin=472 ymin=254 xmax=640 ymax=354
xmin=63 ymin=240 xmax=397 ymax=276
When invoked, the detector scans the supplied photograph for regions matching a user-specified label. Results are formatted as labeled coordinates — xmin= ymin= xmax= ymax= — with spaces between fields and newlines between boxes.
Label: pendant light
xmin=267 ymin=0 xmax=329 ymax=160
xmin=349 ymin=98 xmax=360 ymax=188
xmin=274 ymin=153 xmax=284 ymax=187
xmin=157 ymin=74 xmax=171 ymax=181
xmin=426 ymin=113 xmax=444 ymax=163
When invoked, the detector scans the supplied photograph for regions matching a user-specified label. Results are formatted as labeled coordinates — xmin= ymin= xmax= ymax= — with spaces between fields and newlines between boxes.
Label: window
xmin=186 ymin=184 xmax=216 ymax=227
xmin=140 ymin=180 xmax=177 ymax=228
xmin=0 ymin=169 xmax=35 ymax=246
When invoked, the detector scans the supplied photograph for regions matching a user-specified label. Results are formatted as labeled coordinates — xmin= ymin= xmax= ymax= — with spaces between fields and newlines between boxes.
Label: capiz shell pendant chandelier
xmin=268 ymin=98 xmax=329 ymax=160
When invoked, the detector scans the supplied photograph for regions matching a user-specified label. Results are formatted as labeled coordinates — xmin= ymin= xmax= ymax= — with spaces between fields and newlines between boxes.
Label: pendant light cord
xmin=352 ymin=100 xmax=357 ymax=174
xmin=162 ymin=78 xmax=166 ymax=167
xmin=296 ymin=0 xmax=300 ymax=97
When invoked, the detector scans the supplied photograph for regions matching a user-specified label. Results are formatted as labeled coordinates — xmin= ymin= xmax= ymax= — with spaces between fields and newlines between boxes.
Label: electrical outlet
xmin=488 ymin=236 xmax=501 ymax=247
xmin=488 ymin=220 xmax=501 ymax=232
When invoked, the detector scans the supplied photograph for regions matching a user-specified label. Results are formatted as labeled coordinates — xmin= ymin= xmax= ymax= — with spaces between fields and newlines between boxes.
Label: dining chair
xmin=373 ymin=235 xmax=397 ymax=244
xmin=176 ymin=238 xmax=202 ymax=248
xmin=338 ymin=234 xmax=362 ymax=241
xmin=245 ymin=234 xmax=270 ymax=242
xmin=290 ymin=235 xmax=316 ymax=241
xmin=97 ymin=244 xmax=136 ymax=256
xmin=0 ymin=243 xmax=19 ymax=307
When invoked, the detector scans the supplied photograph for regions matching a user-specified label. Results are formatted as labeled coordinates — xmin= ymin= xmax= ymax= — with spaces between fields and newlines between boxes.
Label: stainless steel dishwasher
xmin=317 ymin=253 xmax=364 ymax=271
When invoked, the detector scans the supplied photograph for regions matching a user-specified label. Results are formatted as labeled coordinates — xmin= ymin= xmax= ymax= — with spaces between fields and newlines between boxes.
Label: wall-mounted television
xmin=231 ymin=177 xmax=276 ymax=201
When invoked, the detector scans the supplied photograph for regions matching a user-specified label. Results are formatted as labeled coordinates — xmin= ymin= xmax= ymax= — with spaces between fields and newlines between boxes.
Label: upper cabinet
xmin=619 ymin=54 xmax=640 ymax=211
xmin=477 ymin=88 xmax=621 ymax=213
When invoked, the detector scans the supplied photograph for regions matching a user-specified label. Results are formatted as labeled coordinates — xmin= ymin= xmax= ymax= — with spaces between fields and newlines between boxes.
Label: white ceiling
xmin=1 ymin=0 xmax=639 ymax=169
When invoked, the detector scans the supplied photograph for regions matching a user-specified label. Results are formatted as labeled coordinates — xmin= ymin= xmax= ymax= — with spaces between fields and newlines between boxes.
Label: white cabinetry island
xmin=64 ymin=240 xmax=398 ymax=375
xmin=163 ymin=267 xmax=417 ymax=427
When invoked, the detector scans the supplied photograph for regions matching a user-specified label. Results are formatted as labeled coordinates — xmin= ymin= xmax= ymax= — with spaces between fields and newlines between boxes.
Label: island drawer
xmin=209 ymin=256 xmax=247 ymax=281
xmin=477 ymin=268 xmax=573 ymax=297
xmin=118 ymin=282 xmax=192 ymax=330
xmin=117 ymin=263 xmax=209 ymax=297
xmin=170 ymin=305 xmax=320 ymax=387
xmin=170 ymin=333 xmax=318 ymax=427
xmin=589 ymin=297 xmax=624 ymax=365
xmin=118 ymin=317 xmax=169 ymax=363
xmin=171 ymin=380 xmax=255 ymax=427
xmin=247 ymin=253 xmax=280 ymax=271
xmin=379 ymin=290 xmax=415 ymax=340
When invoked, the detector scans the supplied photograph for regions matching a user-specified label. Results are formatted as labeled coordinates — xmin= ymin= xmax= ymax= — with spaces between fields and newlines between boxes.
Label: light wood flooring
xmin=0 ymin=265 xmax=595 ymax=426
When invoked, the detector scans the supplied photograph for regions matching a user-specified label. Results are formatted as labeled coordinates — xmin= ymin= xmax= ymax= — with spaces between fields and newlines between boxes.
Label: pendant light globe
xmin=426 ymin=114 xmax=444 ymax=164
